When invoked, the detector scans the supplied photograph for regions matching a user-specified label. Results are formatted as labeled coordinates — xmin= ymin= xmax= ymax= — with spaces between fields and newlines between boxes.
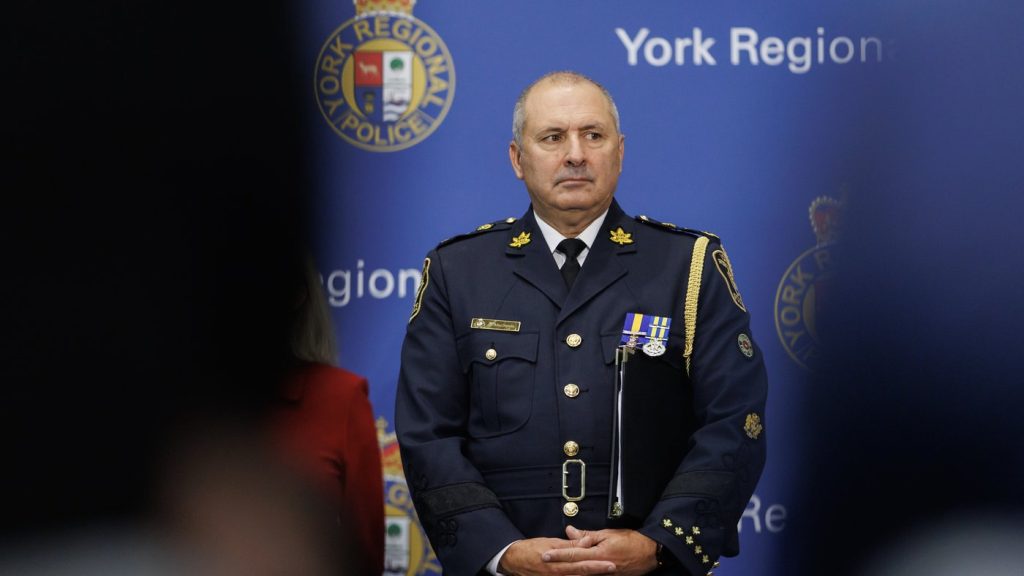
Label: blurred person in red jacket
xmin=272 ymin=255 xmax=385 ymax=574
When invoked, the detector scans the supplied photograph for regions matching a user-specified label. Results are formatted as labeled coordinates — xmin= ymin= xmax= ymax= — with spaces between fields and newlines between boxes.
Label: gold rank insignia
xmin=509 ymin=231 xmax=531 ymax=248
xmin=476 ymin=223 xmax=493 ymax=231
xmin=744 ymin=413 xmax=763 ymax=439
xmin=609 ymin=227 xmax=634 ymax=245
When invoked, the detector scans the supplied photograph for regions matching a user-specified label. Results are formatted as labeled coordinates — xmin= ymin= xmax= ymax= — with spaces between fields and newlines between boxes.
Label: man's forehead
xmin=523 ymin=81 xmax=615 ymax=128
xmin=525 ymin=79 xmax=605 ymax=107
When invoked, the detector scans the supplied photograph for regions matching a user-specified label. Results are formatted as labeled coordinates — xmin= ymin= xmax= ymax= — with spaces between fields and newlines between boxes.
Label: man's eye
xmin=585 ymin=132 xmax=603 ymax=141
xmin=542 ymin=134 xmax=563 ymax=142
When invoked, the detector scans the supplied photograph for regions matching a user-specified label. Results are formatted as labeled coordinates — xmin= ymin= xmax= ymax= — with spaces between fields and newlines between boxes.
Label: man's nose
xmin=564 ymin=134 xmax=586 ymax=166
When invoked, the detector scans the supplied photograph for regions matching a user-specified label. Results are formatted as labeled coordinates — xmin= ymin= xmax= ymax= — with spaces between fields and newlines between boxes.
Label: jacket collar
xmin=505 ymin=199 xmax=637 ymax=320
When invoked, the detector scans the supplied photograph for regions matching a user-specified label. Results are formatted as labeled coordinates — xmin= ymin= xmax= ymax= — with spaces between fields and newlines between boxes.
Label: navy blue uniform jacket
xmin=396 ymin=201 xmax=768 ymax=575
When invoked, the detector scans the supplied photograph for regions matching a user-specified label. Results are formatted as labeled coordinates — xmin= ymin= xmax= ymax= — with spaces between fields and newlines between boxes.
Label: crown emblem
xmin=353 ymin=0 xmax=416 ymax=17
xmin=808 ymin=195 xmax=843 ymax=245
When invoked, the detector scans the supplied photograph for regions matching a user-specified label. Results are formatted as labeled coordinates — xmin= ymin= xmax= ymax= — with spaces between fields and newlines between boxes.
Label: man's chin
xmin=528 ymin=189 xmax=614 ymax=219
xmin=553 ymin=193 xmax=613 ymax=213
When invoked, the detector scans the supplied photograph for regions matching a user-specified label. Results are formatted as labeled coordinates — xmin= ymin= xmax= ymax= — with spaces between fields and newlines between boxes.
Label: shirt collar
xmin=533 ymin=208 xmax=610 ymax=255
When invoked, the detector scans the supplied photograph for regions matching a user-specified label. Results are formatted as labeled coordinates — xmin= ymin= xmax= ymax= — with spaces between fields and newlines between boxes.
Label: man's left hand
xmin=540 ymin=526 xmax=659 ymax=576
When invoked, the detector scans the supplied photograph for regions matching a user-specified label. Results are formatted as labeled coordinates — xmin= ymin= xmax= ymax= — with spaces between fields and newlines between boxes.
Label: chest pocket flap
xmin=456 ymin=331 xmax=538 ymax=438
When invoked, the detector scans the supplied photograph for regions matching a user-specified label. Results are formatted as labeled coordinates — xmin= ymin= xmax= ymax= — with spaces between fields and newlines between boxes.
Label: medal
xmin=642 ymin=340 xmax=666 ymax=357
xmin=620 ymin=313 xmax=672 ymax=354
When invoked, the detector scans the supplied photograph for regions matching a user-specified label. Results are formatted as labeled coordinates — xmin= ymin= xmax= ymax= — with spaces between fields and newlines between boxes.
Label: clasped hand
xmin=497 ymin=525 xmax=658 ymax=576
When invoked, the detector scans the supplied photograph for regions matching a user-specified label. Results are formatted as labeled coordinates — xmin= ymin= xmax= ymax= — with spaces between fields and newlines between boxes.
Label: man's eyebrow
xmin=535 ymin=122 xmax=608 ymax=134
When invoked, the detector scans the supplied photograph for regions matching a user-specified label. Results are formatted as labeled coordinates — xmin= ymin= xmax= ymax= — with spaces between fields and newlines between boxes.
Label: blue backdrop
xmin=298 ymin=1 xmax=1024 ymax=574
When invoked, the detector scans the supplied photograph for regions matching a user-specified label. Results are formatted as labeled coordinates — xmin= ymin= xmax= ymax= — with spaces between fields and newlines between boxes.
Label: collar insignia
xmin=609 ymin=227 xmax=634 ymax=245
xmin=509 ymin=231 xmax=531 ymax=248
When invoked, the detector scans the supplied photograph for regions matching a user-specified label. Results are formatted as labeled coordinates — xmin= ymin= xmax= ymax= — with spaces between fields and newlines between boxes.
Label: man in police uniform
xmin=396 ymin=72 xmax=767 ymax=576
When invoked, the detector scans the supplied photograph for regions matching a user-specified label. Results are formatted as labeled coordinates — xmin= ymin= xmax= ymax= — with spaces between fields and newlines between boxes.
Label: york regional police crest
xmin=774 ymin=195 xmax=842 ymax=371
xmin=315 ymin=0 xmax=455 ymax=152
xmin=378 ymin=417 xmax=442 ymax=576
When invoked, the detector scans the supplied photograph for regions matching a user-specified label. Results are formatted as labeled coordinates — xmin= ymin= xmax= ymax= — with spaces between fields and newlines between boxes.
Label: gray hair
xmin=511 ymin=71 xmax=621 ymax=147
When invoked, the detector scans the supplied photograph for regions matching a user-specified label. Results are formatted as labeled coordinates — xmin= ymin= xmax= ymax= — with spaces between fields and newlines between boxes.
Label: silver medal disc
xmin=642 ymin=341 xmax=666 ymax=357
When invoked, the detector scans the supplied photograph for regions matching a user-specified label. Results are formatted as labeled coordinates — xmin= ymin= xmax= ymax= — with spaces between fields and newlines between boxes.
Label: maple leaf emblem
xmin=508 ymin=231 xmax=531 ymax=248
xmin=609 ymin=227 xmax=634 ymax=245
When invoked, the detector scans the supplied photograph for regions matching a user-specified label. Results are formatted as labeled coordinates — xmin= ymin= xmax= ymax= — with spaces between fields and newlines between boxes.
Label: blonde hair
xmin=289 ymin=255 xmax=338 ymax=366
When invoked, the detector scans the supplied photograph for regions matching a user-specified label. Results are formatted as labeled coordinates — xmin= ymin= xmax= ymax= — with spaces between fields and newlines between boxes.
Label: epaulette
xmin=438 ymin=217 xmax=518 ymax=248
xmin=635 ymin=214 xmax=720 ymax=242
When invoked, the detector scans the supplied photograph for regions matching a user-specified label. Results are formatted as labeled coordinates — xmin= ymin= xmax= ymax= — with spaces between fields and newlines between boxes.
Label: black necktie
xmin=557 ymin=238 xmax=587 ymax=288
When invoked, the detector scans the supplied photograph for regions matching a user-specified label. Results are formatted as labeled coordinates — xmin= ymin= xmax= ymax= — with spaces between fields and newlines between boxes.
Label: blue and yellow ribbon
xmin=620 ymin=313 xmax=671 ymax=348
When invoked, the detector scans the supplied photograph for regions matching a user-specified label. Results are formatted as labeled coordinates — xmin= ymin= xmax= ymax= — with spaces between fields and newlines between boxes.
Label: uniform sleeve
xmin=344 ymin=377 xmax=385 ymax=574
xmin=638 ymin=240 xmax=768 ymax=576
xmin=395 ymin=250 xmax=524 ymax=576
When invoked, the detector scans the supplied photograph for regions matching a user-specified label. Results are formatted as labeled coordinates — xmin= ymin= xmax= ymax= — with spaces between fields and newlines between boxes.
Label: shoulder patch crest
xmin=712 ymin=248 xmax=746 ymax=312
xmin=635 ymin=215 xmax=719 ymax=241
xmin=437 ymin=217 xmax=517 ymax=248
xmin=409 ymin=257 xmax=430 ymax=324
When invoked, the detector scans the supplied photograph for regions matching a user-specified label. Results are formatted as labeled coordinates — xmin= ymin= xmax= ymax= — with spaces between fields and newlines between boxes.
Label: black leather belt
xmin=481 ymin=462 xmax=610 ymax=501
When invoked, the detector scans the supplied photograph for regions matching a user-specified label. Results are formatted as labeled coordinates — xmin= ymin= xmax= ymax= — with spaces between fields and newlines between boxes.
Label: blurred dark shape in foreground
xmin=3 ymin=1 xmax=360 ymax=573
xmin=782 ymin=2 xmax=1024 ymax=575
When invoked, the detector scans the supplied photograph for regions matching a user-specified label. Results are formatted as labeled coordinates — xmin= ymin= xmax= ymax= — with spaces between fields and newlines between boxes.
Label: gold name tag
xmin=470 ymin=318 xmax=521 ymax=332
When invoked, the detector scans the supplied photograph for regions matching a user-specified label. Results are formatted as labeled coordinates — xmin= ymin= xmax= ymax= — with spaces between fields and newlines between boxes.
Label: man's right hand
xmin=497 ymin=537 xmax=617 ymax=576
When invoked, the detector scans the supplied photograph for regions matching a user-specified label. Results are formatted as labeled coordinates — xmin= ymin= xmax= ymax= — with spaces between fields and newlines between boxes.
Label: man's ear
xmin=618 ymin=133 xmax=625 ymax=174
xmin=509 ymin=141 xmax=524 ymax=180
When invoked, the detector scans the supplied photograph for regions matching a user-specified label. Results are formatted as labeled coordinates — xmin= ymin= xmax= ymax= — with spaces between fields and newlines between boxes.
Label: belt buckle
xmin=562 ymin=458 xmax=586 ymax=502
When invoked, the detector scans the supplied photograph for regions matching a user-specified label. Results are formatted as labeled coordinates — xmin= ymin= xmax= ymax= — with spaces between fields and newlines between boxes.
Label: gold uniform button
xmin=563 ymin=441 xmax=579 ymax=457
xmin=562 ymin=502 xmax=579 ymax=517
xmin=563 ymin=383 xmax=580 ymax=398
xmin=485 ymin=348 xmax=497 ymax=361
xmin=565 ymin=333 xmax=582 ymax=348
